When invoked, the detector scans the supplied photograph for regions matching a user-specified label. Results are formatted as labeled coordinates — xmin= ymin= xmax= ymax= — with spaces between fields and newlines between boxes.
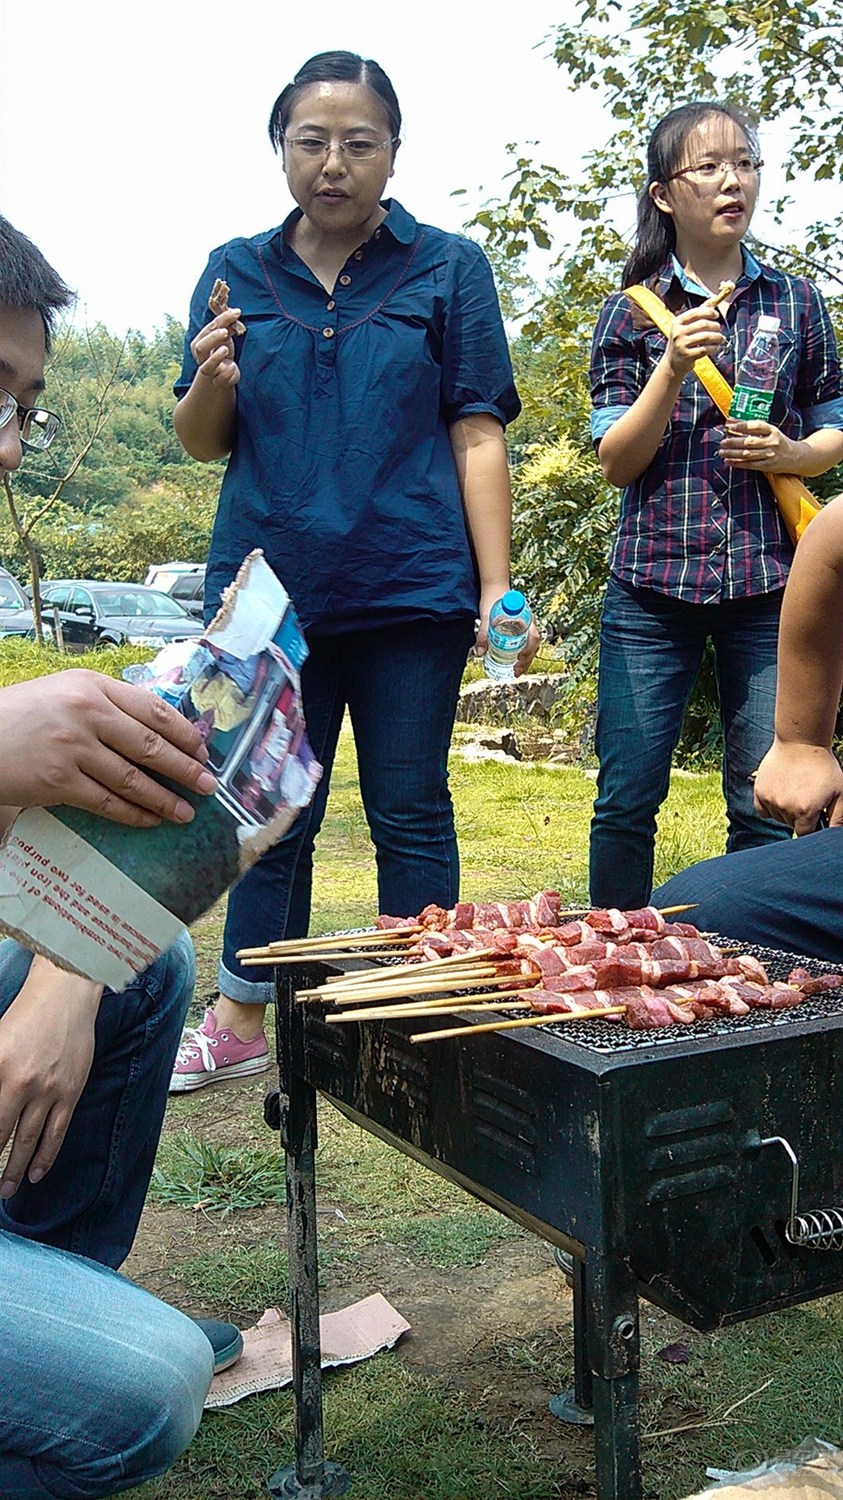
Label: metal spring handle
xmin=760 ymin=1135 xmax=843 ymax=1251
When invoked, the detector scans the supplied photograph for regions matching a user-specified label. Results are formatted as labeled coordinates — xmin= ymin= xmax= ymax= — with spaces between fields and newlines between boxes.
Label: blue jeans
xmin=0 ymin=933 xmax=214 ymax=1497
xmin=653 ymin=827 xmax=843 ymax=962
xmin=220 ymin=616 xmax=476 ymax=1000
xmin=589 ymin=578 xmax=791 ymax=909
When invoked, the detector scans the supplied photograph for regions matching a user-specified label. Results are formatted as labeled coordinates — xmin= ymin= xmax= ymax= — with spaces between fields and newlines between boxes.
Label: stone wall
xmin=456 ymin=672 xmax=568 ymax=724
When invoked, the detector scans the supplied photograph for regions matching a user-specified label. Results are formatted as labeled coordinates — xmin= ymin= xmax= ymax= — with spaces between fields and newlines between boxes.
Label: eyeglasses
xmin=0 ymin=387 xmax=60 ymax=451
xmin=666 ymin=157 xmax=764 ymax=185
xmin=283 ymin=134 xmax=398 ymax=162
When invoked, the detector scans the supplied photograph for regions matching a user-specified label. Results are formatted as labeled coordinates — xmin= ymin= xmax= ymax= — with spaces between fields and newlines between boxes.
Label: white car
xmin=144 ymin=561 xmax=205 ymax=592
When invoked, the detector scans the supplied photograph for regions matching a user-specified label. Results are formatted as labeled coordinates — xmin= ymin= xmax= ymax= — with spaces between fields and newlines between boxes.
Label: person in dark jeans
xmin=654 ymin=494 xmax=843 ymax=961
xmin=588 ymin=101 xmax=843 ymax=909
xmin=0 ymin=214 xmax=239 ymax=1497
xmin=171 ymin=49 xmax=537 ymax=1089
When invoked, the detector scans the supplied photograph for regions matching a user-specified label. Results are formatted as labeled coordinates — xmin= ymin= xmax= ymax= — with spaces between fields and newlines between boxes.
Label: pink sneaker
xmin=169 ymin=1007 xmax=270 ymax=1092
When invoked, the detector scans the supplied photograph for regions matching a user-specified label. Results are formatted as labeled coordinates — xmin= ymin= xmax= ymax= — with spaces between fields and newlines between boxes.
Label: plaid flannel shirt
xmin=590 ymin=250 xmax=843 ymax=603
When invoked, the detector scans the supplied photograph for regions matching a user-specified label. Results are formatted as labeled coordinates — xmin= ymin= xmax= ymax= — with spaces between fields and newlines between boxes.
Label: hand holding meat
xmin=753 ymin=739 xmax=843 ymax=834
xmin=207 ymin=278 xmax=246 ymax=336
xmin=190 ymin=304 xmax=243 ymax=390
xmin=662 ymin=302 xmax=725 ymax=379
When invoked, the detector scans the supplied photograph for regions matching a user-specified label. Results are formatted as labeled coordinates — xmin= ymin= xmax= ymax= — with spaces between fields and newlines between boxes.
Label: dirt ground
xmin=125 ymin=1066 xmax=684 ymax=1490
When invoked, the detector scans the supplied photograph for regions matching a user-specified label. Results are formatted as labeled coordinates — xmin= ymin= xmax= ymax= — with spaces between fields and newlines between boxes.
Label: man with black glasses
xmin=0 ymin=215 xmax=235 ymax=1497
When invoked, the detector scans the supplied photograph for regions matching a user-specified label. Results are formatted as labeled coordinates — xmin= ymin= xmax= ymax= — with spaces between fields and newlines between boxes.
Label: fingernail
xmin=174 ymin=801 xmax=196 ymax=824
xmin=0 ymin=1180 xmax=17 ymax=1198
xmin=28 ymin=1167 xmax=44 ymax=1184
xmin=197 ymin=771 xmax=217 ymax=794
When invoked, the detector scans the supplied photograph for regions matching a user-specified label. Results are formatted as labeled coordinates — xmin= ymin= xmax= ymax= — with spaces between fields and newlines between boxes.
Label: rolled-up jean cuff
xmin=217 ymin=960 xmax=275 ymax=1006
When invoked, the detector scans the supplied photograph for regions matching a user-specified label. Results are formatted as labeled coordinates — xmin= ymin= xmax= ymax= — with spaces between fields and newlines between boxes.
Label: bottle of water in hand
xmin=729 ymin=315 xmax=781 ymax=421
xmin=484 ymin=590 xmax=533 ymax=682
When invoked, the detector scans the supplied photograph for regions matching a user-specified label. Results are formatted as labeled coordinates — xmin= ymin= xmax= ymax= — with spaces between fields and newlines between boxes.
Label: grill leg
xmin=586 ymin=1251 xmax=641 ymax=1500
xmin=549 ymin=1255 xmax=595 ymax=1425
xmin=572 ymin=1257 xmax=594 ymax=1410
xmin=268 ymin=977 xmax=350 ymax=1500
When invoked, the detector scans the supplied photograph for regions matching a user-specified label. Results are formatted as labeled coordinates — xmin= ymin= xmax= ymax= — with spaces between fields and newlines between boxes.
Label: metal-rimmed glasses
xmin=666 ymin=157 xmax=764 ymax=185
xmin=283 ymin=134 xmax=398 ymax=162
xmin=0 ymin=387 xmax=60 ymax=451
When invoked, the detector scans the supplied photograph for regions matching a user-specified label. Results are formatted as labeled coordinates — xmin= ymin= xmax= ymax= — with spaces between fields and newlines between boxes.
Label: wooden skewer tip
xmin=410 ymin=1004 xmax=627 ymax=1044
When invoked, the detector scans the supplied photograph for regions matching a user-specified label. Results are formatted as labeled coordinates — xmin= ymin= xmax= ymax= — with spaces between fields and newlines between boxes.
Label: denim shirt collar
xmin=269 ymin=197 xmax=418 ymax=266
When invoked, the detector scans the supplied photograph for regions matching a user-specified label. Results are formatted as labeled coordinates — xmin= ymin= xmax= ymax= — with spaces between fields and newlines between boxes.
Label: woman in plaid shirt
xmin=589 ymin=101 xmax=843 ymax=909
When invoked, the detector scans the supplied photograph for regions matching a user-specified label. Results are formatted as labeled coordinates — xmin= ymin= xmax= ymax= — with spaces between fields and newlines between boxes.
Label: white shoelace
xmin=175 ymin=1025 xmax=218 ymax=1073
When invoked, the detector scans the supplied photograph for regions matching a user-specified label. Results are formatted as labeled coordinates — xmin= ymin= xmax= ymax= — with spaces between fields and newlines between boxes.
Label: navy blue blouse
xmin=176 ymin=200 xmax=520 ymax=634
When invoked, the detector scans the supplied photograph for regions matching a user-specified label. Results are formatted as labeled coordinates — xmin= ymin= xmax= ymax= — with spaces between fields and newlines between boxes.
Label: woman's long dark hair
xmin=621 ymin=101 xmax=759 ymax=288
xmin=268 ymin=51 xmax=402 ymax=152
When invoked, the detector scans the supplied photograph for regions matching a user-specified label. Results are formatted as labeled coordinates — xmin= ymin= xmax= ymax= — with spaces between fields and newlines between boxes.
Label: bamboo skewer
xmin=241 ymin=949 xmax=420 ymax=967
xmin=296 ymin=969 xmax=526 ymax=1005
xmin=326 ymin=996 xmax=534 ymax=1023
xmin=554 ymin=902 xmax=696 ymax=918
xmin=300 ymin=970 xmax=504 ymax=1004
xmin=318 ymin=948 xmax=495 ymax=988
xmin=236 ymin=927 xmax=422 ymax=960
xmin=410 ymin=1005 xmax=627 ymax=1044
xmin=297 ymin=969 xmax=492 ymax=1002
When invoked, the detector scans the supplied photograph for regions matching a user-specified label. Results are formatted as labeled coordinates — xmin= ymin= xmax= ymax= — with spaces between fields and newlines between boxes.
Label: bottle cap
xmin=756 ymin=315 xmax=780 ymax=333
xmin=501 ymin=590 xmax=526 ymax=615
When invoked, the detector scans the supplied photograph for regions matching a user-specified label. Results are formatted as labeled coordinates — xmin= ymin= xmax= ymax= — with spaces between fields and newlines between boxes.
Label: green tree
xmin=479 ymin=0 xmax=843 ymax=289
xmin=0 ymin=319 xmax=218 ymax=614
xmin=1 ymin=470 xmax=217 ymax=586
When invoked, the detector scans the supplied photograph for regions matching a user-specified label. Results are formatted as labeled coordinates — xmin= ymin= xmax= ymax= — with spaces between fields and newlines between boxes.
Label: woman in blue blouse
xmin=171 ymin=50 xmax=532 ymax=1088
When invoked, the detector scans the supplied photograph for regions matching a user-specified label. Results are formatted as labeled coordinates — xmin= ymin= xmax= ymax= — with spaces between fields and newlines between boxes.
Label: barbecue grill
xmin=266 ymin=940 xmax=843 ymax=1500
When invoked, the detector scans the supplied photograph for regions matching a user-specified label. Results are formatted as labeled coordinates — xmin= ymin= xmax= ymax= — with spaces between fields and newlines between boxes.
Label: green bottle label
xmin=729 ymin=386 xmax=775 ymax=421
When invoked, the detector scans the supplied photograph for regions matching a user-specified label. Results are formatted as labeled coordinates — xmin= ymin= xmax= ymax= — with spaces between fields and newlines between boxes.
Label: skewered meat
xmin=380 ymin=897 xmax=681 ymax=956
xmin=522 ymin=965 xmax=842 ymax=1029
xmin=409 ymin=891 xmax=564 ymax=933
xmin=787 ymin=967 xmax=843 ymax=995
xmin=373 ymin=897 xmax=843 ymax=1033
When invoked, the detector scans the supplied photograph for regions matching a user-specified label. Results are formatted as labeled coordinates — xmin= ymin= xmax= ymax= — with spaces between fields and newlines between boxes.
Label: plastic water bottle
xmin=484 ymin=590 xmax=532 ymax=682
xmin=729 ymin=315 xmax=781 ymax=421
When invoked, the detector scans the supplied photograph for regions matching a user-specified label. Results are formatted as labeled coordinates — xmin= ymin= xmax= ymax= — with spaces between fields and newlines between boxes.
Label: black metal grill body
xmin=272 ymin=949 xmax=843 ymax=1500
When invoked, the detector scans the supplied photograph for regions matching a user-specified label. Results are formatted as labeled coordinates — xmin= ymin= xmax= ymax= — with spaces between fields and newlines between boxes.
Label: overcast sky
xmin=1 ymin=1 xmax=835 ymax=336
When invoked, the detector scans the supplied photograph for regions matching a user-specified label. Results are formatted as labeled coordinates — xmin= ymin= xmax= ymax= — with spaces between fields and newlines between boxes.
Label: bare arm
xmin=0 ymin=671 xmax=216 ymax=827
xmin=449 ymin=413 xmax=540 ymax=675
xmin=753 ymin=496 xmax=843 ymax=833
xmin=598 ymin=301 xmax=726 ymax=488
xmin=172 ymin=307 xmax=241 ymax=462
xmin=0 ymin=957 xmax=103 ymax=1197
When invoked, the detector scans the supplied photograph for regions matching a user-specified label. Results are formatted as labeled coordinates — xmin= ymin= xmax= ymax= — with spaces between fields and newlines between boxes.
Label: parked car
xmin=166 ymin=565 xmax=206 ymax=620
xmin=0 ymin=566 xmax=42 ymax=640
xmin=144 ymin=561 xmax=205 ymax=592
xmin=38 ymin=580 xmax=205 ymax=651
